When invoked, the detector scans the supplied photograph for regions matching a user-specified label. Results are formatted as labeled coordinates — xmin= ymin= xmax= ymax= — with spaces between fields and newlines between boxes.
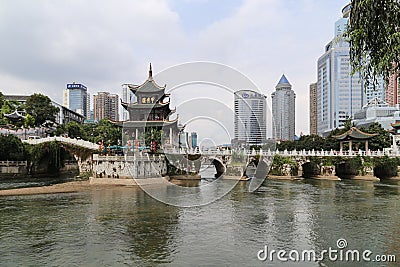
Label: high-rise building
xmin=271 ymin=75 xmax=296 ymax=141
xmin=93 ymin=92 xmax=119 ymax=121
xmin=317 ymin=4 xmax=365 ymax=136
xmin=309 ymin=82 xmax=318 ymax=135
xmin=386 ymin=70 xmax=399 ymax=106
xmin=365 ymin=77 xmax=385 ymax=104
xmin=191 ymin=132 xmax=198 ymax=148
xmin=317 ymin=3 xmax=386 ymax=135
xmin=234 ymin=90 xmax=267 ymax=146
xmin=63 ymin=83 xmax=89 ymax=118
xmin=121 ymin=84 xmax=136 ymax=121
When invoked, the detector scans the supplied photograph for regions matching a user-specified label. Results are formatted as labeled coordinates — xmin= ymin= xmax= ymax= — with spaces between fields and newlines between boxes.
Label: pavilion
xmin=4 ymin=110 xmax=25 ymax=122
xmin=333 ymin=127 xmax=378 ymax=151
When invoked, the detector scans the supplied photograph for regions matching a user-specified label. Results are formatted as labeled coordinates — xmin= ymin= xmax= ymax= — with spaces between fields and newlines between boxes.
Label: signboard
xmin=67 ymin=84 xmax=87 ymax=90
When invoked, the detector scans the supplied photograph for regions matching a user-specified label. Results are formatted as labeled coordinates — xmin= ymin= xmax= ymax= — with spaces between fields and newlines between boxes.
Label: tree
xmin=347 ymin=0 xmax=400 ymax=85
xmin=0 ymin=91 xmax=4 ymax=109
xmin=363 ymin=122 xmax=391 ymax=150
xmin=0 ymin=99 xmax=23 ymax=126
xmin=65 ymin=121 xmax=84 ymax=139
xmin=24 ymin=93 xmax=59 ymax=126
xmin=0 ymin=135 xmax=27 ymax=161
xmin=24 ymin=114 xmax=35 ymax=127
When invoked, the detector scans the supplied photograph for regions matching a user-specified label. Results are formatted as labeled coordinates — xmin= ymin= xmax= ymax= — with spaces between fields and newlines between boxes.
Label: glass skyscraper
xmin=317 ymin=5 xmax=364 ymax=135
xmin=234 ymin=90 xmax=267 ymax=146
xmin=317 ymin=3 xmax=385 ymax=136
xmin=271 ymin=75 xmax=296 ymax=141
xmin=63 ymin=83 xmax=89 ymax=118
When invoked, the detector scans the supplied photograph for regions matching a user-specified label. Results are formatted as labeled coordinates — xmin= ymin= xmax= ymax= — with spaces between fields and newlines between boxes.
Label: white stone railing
xmin=23 ymin=136 xmax=99 ymax=150
xmin=92 ymin=154 xmax=165 ymax=162
xmin=162 ymin=147 xmax=400 ymax=157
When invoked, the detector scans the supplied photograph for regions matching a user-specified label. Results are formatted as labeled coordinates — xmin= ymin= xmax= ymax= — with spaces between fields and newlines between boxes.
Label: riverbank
xmin=0 ymin=177 xmax=174 ymax=196
xmin=0 ymin=180 xmax=92 ymax=196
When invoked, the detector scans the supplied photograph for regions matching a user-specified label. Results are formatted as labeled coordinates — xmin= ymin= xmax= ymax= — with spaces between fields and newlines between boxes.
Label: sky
xmin=0 ymin=0 xmax=351 ymax=143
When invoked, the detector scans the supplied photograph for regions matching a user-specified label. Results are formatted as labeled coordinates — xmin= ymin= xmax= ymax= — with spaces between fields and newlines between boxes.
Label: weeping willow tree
xmin=347 ymin=0 xmax=400 ymax=85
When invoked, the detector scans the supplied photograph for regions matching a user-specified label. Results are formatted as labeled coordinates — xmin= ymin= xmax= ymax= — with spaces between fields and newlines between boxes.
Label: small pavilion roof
xmin=4 ymin=110 xmax=25 ymax=121
xmin=391 ymin=121 xmax=400 ymax=129
xmin=333 ymin=127 xmax=378 ymax=141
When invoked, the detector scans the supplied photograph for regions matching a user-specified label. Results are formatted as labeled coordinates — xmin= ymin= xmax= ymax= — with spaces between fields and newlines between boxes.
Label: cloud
xmin=0 ymin=0 xmax=351 ymax=138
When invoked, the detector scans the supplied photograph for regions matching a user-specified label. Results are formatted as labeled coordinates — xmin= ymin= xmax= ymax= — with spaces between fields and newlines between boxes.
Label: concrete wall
xmin=0 ymin=161 xmax=28 ymax=177
xmin=92 ymin=154 xmax=167 ymax=179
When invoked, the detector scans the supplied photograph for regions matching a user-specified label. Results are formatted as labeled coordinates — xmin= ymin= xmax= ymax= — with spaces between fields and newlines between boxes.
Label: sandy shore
xmin=0 ymin=180 xmax=121 ymax=197
xmin=0 ymin=177 xmax=175 ymax=197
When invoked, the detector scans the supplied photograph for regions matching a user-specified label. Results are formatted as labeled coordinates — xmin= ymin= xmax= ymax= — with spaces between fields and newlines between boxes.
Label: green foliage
xmin=86 ymin=120 xmax=121 ymax=145
xmin=277 ymin=122 xmax=390 ymax=152
xmin=24 ymin=93 xmax=59 ymax=126
xmin=347 ymin=0 xmax=400 ymax=85
xmin=277 ymin=134 xmax=339 ymax=151
xmin=361 ymin=122 xmax=391 ymax=150
xmin=0 ymin=99 xmax=23 ymax=127
xmin=24 ymin=114 xmax=35 ymax=127
xmin=302 ymin=161 xmax=320 ymax=178
xmin=25 ymin=141 xmax=81 ymax=173
xmin=270 ymin=155 xmax=298 ymax=176
xmin=0 ymin=135 xmax=26 ymax=160
xmin=335 ymin=156 xmax=363 ymax=178
xmin=57 ymin=120 xmax=122 ymax=147
xmin=373 ymin=156 xmax=399 ymax=179
xmin=65 ymin=121 xmax=84 ymax=139
xmin=0 ymin=91 xmax=4 ymax=109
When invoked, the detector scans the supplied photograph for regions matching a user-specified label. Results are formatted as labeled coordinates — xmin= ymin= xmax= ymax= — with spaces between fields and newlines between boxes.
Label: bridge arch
xmin=241 ymin=156 xmax=258 ymax=178
xmin=209 ymin=157 xmax=226 ymax=178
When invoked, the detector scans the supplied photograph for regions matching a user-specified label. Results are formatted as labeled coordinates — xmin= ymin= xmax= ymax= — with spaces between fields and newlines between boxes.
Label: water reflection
xmin=0 ymin=179 xmax=400 ymax=266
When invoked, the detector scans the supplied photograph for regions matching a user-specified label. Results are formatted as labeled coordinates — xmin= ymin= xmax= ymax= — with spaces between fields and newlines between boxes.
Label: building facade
xmin=271 ymin=75 xmax=296 ymax=141
xmin=121 ymin=83 xmax=136 ymax=121
xmin=191 ymin=132 xmax=198 ymax=148
xmin=52 ymin=101 xmax=85 ymax=124
xmin=93 ymin=92 xmax=119 ymax=121
xmin=317 ymin=5 xmax=365 ymax=136
xmin=309 ymin=82 xmax=318 ymax=135
xmin=365 ymin=77 xmax=385 ymax=104
xmin=353 ymin=98 xmax=400 ymax=130
xmin=5 ymin=95 xmax=84 ymax=124
xmin=234 ymin=90 xmax=267 ymax=146
xmin=386 ymin=70 xmax=399 ymax=106
xmin=63 ymin=83 xmax=90 ymax=118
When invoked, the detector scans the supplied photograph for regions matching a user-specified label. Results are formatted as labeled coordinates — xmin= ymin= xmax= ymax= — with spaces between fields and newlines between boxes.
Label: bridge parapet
xmin=23 ymin=136 xmax=99 ymax=150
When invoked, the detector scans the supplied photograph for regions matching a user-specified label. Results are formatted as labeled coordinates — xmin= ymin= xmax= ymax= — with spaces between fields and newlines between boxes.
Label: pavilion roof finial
xmin=149 ymin=63 xmax=153 ymax=78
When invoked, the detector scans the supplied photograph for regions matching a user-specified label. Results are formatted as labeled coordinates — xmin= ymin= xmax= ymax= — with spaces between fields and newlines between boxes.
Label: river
xmin=0 ymin=178 xmax=399 ymax=266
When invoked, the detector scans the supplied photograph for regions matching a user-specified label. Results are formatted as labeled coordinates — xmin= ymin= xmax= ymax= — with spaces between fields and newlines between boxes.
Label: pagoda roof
xmin=4 ymin=110 xmax=25 ymax=121
xmin=391 ymin=121 xmax=400 ymax=129
xmin=121 ymin=101 xmax=174 ymax=110
xmin=333 ymin=127 xmax=378 ymax=141
xmin=120 ymin=117 xmax=179 ymax=128
xmin=130 ymin=63 xmax=166 ymax=93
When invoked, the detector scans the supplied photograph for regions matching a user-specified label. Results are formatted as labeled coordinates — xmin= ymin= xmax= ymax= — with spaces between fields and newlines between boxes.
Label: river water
xmin=0 ymin=178 xmax=400 ymax=266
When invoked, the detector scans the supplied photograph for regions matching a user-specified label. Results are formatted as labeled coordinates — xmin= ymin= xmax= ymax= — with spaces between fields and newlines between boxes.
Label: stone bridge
xmin=23 ymin=136 xmax=99 ymax=150
xmin=22 ymin=137 xmax=400 ymax=179
xmin=23 ymin=136 xmax=99 ymax=174
xmin=164 ymin=147 xmax=400 ymax=179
